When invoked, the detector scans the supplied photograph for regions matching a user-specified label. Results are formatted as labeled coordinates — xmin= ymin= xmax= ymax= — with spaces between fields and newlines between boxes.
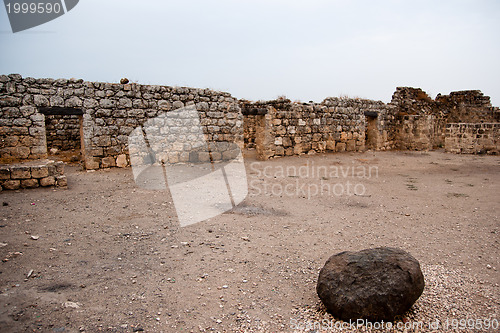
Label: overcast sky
xmin=1 ymin=0 xmax=499 ymax=105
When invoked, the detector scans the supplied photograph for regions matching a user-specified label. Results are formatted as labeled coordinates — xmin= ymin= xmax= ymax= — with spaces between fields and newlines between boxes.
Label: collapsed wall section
xmin=389 ymin=87 xmax=499 ymax=151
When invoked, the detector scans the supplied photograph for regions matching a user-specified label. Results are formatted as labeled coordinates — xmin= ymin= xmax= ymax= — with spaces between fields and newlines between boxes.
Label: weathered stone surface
xmin=21 ymin=179 xmax=39 ymax=188
xmin=2 ymin=180 xmax=20 ymax=190
xmin=55 ymin=161 xmax=65 ymax=174
xmin=85 ymin=158 xmax=100 ymax=170
xmin=317 ymin=247 xmax=424 ymax=321
xmin=0 ymin=167 xmax=10 ymax=180
xmin=116 ymin=154 xmax=128 ymax=168
xmin=65 ymin=96 xmax=82 ymax=107
xmin=11 ymin=166 xmax=31 ymax=179
xmin=31 ymin=166 xmax=49 ymax=178
xmin=33 ymin=95 xmax=49 ymax=106
xmin=55 ymin=175 xmax=67 ymax=187
xmin=101 ymin=156 xmax=116 ymax=168
xmin=40 ymin=176 xmax=56 ymax=187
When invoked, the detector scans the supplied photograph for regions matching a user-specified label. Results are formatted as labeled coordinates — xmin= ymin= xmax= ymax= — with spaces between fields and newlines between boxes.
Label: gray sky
xmin=1 ymin=0 xmax=499 ymax=105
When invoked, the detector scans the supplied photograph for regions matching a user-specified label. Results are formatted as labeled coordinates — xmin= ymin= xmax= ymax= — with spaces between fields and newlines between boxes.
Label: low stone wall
xmin=445 ymin=123 xmax=499 ymax=154
xmin=0 ymin=160 xmax=66 ymax=191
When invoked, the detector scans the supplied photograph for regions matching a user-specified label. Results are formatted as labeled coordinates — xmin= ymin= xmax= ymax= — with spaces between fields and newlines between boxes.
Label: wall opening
xmin=365 ymin=111 xmax=379 ymax=150
xmin=39 ymin=107 xmax=84 ymax=163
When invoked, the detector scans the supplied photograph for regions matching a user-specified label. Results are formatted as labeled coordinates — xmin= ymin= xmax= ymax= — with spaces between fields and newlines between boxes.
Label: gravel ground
xmin=289 ymin=265 xmax=499 ymax=333
xmin=0 ymin=150 xmax=498 ymax=332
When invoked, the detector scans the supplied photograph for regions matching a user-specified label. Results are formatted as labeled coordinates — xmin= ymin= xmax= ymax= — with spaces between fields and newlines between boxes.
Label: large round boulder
xmin=317 ymin=247 xmax=424 ymax=321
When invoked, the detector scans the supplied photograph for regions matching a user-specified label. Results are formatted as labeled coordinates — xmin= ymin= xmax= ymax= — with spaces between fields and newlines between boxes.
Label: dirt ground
xmin=0 ymin=150 xmax=498 ymax=332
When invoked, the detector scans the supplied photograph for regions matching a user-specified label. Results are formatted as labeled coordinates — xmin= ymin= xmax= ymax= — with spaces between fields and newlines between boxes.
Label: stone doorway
xmin=39 ymin=107 xmax=84 ymax=163
xmin=365 ymin=111 xmax=379 ymax=150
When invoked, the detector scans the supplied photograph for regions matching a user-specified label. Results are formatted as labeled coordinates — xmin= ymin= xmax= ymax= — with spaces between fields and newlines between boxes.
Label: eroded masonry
xmin=0 ymin=74 xmax=499 ymax=189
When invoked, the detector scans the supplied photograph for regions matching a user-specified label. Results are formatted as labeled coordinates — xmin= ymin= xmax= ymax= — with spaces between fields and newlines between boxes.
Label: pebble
xmin=63 ymin=301 xmax=81 ymax=309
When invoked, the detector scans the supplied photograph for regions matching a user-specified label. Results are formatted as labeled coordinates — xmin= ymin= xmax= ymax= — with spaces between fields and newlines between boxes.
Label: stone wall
xmin=2 ymin=73 xmax=499 ymax=170
xmin=242 ymin=97 xmax=396 ymax=159
xmin=0 ymin=74 xmax=47 ymax=163
xmin=45 ymin=114 xmax=81 ymax=151
xmin=0 ymin=160 xmax=66 ymax=191
xmin=389 ymin=87 xmax=499 ymax=151
xmin=242 ymin=87 xmax=499 ymax=158
xmin=0 ymin=74 xmax=243 ymax=169
xmin=445 ymin=123 xmax=499 ymax=154
xmin=436 ymin=90 xmax=500 ymax=123
xmin=392 ymin=115 xmax=437 ymax=150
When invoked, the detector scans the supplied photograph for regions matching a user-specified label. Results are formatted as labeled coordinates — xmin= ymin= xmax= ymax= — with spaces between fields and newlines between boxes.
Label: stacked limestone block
xmin=445 ymin=123 xmax=499 ymax=154
xmin=0 ymin=74 xmax=48 ymax=163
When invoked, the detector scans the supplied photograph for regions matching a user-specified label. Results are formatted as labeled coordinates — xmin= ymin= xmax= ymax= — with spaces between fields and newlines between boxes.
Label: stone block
xmin=116 ymin=154 xmax=128 ymax=168
xmin=0 ymin=167 xmax=11 ymax=180
xmin=10 ymin=147 xmax=30 ymax=159
xmin=101 ymin=156 xmax=116 ymax=168
xmin=55 ymin=175 xmax=67 ymax=187
xmin=179 ymin=152 xmax=190 ymax=162
xmin=168 ymin=152 xmax=180 ymax=164
xmin=30 ymin=146 xmax=47 ymax=157
xmin=99 ymin=99 xmax=115 ymax=108
xmin=97 ymin=136 xmax=112 ymax=147
xmin=21 ymin=179 xmax=39 ymax=188
xmin=40 ymin=176 xmax=56 ymax=187
xmin=31 ymin=166 xmax=49 ymax=178
xmin=197 ymin=152 xmax=210 ymax=163
xmin=55 ymin=161 xmax=65 ymax=174
xmin=189 ymin=151 xmax=199 ymax=162
xmin=118 ymin=98 xmax=132 ymax=108
xmin=11 ymin=166 xmax=31 ymax=179
xmin=85 ymin=158 xmax=100 ymax=170
xmin=20 ymin=106 xmax=36 ymax=117
xmin=65 ymin=96 xmax=82 ymax=107
xmin=210 ymin=152 xmax=222 ymax=161
xmin=2 ymin=180 xmax=20 ymax=190
xmin=326 ymin=140 xmax=336 ymax=151
xmin=282 ymin=137 xmax=292 ymax=147
xmin=34 ymin=95 xmax=49 ymax=106
xmin=336 ymin=142 xmax=346 ymax=152
xmin=275 ymin=146 xmax=285 ymax=156
xmin=346 ymin=139 xmax=356 ymax=151
xmin=47 ymin=164 xmax=57 ymax=176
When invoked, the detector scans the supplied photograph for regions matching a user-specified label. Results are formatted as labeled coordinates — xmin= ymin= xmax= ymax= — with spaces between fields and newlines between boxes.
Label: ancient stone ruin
xmin=0 ymin=73 xmax=498 ymax=190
